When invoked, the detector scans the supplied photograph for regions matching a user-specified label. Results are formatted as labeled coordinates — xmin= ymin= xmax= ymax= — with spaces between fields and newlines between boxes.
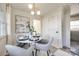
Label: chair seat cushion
xmin=37 ymin=39 xmax=48 ymax=44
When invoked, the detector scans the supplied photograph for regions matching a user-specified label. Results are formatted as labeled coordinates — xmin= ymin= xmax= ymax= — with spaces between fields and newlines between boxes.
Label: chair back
xmin=5 ymin=45 xmax=34 ymax=56
xmin=46 ymin=37 xmax=54 ymax=50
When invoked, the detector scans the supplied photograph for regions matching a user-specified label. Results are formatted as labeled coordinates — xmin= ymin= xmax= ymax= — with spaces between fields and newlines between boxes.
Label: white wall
xmin=42 ymin=6 xmax=63 ymax=48
xmin=62 ymin=6 xmax=70 ymax=48
xmin=42 ymin=5 xmax=71 ymax=48
xmin=0 ymin=4 xmax=7 ymax=55
xmin=0 ymin=4 xmax=6 ymax=12
xmin=71 ymin=4 xmax=79 ymax=15
xmin=6 ymin=4 xmax=13 ymax=45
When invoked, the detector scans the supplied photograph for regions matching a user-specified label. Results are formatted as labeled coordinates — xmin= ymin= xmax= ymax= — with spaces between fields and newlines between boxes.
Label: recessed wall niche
xmin=15 ymin=15 xmax=30 ymax=38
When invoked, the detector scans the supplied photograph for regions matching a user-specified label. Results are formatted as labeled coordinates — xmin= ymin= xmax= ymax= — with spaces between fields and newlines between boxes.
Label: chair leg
xmin=35 ymin=49 xmax=38 ymax=56
xmin=49 ymin=49 xmax=50 ymax=53
xmin=32 ymin=51 xmax=34 ymax=56
xmin=47 ymin=51 xmax=49 ymax=56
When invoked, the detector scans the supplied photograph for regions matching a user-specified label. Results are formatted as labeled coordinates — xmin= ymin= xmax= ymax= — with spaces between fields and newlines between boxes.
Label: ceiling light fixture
xmin=28 ymin=4 xmax=33 ymax=9
xmin=31 ymin=11 xmax=35 ymax=15
xmin=28 ymin=3 xmax=41 ymax=15
xmin=37 ymin=10 xmax=40 ymax=15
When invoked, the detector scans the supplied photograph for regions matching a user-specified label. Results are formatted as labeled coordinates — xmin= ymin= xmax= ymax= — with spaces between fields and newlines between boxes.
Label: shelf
xmin=15 ymin=15 xmax=29 ymax=36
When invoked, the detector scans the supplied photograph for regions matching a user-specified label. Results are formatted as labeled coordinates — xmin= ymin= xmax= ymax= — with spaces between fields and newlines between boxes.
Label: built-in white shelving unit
xmin=15 ymin=15 xmax=30 ymax=37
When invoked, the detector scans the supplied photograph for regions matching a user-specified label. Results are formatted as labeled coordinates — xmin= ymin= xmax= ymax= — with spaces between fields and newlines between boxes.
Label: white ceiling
xmin=71 ymin=4 xmax=79 ymax=15
xmin=10 ymin=3 xmax=79 ymax=16
xmin=10 ymin=3 xmax=68 ymax=16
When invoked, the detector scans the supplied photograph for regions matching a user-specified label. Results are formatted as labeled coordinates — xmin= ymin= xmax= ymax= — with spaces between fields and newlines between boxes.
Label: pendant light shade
xmin=31 ymin=11 xmax=35 ymax=15
xmin=28 ymin=4 xmax=33 ymax=9
xmin=28 ymin=4 xmax=40 ymax=15
xmin=37 ymin=10 xmax=40 ymax=15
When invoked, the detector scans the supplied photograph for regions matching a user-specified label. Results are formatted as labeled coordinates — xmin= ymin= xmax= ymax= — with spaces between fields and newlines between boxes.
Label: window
xmin=0 ymin=11 xmax=6 ymax=36
xmin=33 ymin=19 xmax=41 ymax=34
xmin=70 ymin=20 xmax=79 ymax=30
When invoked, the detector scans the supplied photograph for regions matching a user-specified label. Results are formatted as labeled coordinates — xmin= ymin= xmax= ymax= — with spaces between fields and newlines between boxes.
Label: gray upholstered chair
xmin=35 ymin=37 xmax=53 ymax=56
xmin=5 ymin=45 xmax=34 ymax=56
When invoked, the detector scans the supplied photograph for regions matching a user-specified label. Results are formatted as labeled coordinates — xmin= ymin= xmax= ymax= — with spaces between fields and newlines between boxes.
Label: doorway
xmin=70 ymin=20 xmax=79 ymax=49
